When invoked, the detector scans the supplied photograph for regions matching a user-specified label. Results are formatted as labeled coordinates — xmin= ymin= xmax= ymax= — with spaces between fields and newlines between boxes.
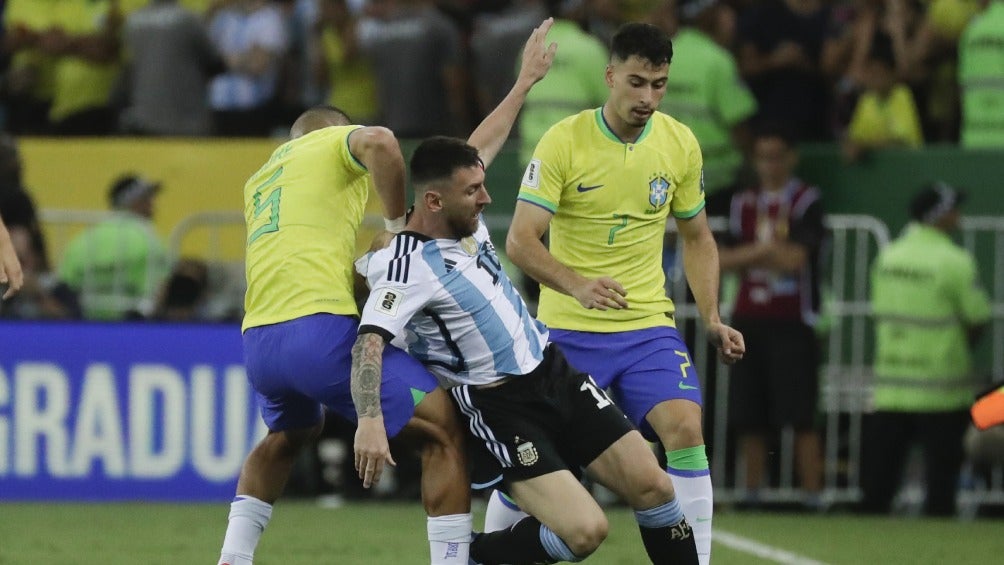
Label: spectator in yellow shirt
xmin=844 ymin=37 xmax=923 ymax=162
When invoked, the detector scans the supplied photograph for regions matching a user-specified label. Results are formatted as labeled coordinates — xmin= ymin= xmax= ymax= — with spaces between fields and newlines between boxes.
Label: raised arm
xmin=348 ymin=126 xmax=407 ymax=231
xmin=350 ymin=331 xmax=396 ymax=488
xmin=467 ymin=18 xmax=556 ymax=169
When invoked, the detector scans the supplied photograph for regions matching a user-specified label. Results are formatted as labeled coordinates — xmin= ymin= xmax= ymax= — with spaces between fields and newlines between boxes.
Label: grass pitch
xmin=1 ymin=501 xmax=1002 ymax=564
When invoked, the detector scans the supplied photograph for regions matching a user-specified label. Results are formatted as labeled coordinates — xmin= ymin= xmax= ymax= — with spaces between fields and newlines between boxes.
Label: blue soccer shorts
xmin=548 ymin=325 xmax=703 ymax=440
xmin=242 ymin=313 xmax=438 ymax=437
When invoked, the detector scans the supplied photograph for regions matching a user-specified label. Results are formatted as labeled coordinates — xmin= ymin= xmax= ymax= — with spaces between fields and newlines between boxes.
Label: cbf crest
xmin=648 ymin=175 xmax=670 ymax=209
xmin=515 ymin=436 xmax=539 ymax=467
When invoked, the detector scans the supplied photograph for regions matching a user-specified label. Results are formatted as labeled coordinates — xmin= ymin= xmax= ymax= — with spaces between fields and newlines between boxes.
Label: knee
xmin=271 ymin=419 xmax=325 ymax=455
xmin=629 ymin=467 xmax=676 ymax=509
xmin=564 ymin=513 xmax=608 ymax=557
xmin=661 ymin=417 xmax=704 ymax=449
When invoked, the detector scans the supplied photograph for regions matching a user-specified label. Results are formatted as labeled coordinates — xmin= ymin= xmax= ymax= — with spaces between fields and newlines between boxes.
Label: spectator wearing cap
xmin=862 ymin=182 xmax=992 ymax=516
xmin=58 ymin=174 xmax=171 ymax=321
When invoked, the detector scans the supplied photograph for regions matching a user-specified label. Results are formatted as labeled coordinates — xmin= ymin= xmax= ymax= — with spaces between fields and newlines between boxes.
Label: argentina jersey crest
xmin=649 ymin=175 xmax=670 ymax=209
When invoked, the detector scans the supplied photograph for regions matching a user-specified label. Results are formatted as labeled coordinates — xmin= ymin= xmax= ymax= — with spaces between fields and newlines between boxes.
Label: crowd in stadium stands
xmin=0 ymin=0 xmax=999 ymax=147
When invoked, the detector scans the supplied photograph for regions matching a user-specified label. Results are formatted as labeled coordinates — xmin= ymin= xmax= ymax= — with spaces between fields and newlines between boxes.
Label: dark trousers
xmin=860 ymin=410 xmax=970 ymax=516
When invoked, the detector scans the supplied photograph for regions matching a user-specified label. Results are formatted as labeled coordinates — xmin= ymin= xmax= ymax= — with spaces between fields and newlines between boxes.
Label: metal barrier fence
xmin=958 ymin=217 xmax=1004 ymax=513
xmin=39 ymin=209 xmax=1004 ymax=512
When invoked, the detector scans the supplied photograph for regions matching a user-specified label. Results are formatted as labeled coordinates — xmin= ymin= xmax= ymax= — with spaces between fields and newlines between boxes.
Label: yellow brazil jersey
xmin=243 ymin=125 xmax=369 ymax=331
xmin=518 ymin=108 xmax=705 ymax=332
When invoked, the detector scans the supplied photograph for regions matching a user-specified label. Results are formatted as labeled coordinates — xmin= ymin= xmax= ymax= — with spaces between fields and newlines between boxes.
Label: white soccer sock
xmin=484 ymin=490 xmax=528 ymax=532
xmin=667 ymin=446 xmax=713 ymax=565
xmin=218 ymin=495 xmax=273 ymax=565
xmin=427 ymin=513 xmax=473 ymax=564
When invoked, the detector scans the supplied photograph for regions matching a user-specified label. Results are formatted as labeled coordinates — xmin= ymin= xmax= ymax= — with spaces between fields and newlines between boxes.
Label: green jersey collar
xmin=595 ymin=107 xmax=653 ymax=144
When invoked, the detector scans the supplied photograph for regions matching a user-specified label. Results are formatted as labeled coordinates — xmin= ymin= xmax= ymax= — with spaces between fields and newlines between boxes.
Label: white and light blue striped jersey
xmin=357 ymin=220 xmax=548 ymax=387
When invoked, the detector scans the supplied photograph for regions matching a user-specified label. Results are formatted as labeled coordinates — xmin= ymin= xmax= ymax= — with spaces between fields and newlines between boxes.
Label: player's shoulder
xmin=545 ymin=109 xmax=597 ymax=138
xmin=649 ymin=112 xmax=701 ymax=153
xmin=367 ymin=232 xmax=436 ymax=286
xmin=651 ymin=111 xmax=697 ymax=139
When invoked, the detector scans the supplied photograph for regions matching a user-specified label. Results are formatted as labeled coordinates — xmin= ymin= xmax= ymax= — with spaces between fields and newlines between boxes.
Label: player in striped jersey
xmin=506 ymin=22 xmax=746 ymax=565
xmin=219 ymin=18 xmax=559 ymax=564
xmin=355 ymin=146 xmax=697 ymax=562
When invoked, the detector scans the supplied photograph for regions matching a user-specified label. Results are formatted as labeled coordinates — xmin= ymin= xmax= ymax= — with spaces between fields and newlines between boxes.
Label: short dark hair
xmin=410 ymin=136 xmax=483 ymax=188
xmin=290 ymin=105 xmax=351 ymax=138
xmin=610 ymin=22 xmax=673 ymax=67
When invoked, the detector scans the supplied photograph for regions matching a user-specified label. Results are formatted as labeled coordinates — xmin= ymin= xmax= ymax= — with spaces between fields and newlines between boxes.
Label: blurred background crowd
xmin=0 ymin=0 xmax=999 ymax=145
xmin=1 ymin=0 xmax=1003 ymax=516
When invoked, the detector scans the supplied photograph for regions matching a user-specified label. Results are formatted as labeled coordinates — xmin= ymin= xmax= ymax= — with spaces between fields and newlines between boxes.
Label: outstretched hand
xmin=516 ymin=18 xmax=558 ymax=87
xmin=707 ymin=322 xmax=745 ymax=364
xmin=354 ymin=416 xmax=396 ymax=489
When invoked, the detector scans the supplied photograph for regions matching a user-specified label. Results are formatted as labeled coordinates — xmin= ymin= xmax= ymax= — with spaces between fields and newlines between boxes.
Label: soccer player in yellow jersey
xmin=221 ymin=110 xmax=471 ymax=565
xmin=506 ymin=22 xmax=745 ymax=565
xmin=218 ymin=18 xmax=558 ymax=565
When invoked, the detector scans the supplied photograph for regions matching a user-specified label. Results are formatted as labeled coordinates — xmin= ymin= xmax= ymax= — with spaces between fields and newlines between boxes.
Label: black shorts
xmin=451 ymin=344 xmax=635 ymax=487
xmin=728 ymin=319 xmax=821 ymax=431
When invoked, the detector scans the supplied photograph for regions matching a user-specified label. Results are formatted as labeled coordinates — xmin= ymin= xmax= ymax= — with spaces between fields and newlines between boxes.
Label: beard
xmin=446 ymin=211 xmax=479 ymax=239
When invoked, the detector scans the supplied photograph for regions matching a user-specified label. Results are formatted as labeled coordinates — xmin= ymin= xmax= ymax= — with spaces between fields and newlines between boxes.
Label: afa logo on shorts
xmin=648 ymin=175 xmax=670 ymax=209
xmin=515 ymin=436 xmax=539 ymax=467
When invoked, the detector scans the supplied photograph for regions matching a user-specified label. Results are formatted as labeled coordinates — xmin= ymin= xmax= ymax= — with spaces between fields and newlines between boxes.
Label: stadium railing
xmin=38 ymin=209 xmax=1004 ymax=513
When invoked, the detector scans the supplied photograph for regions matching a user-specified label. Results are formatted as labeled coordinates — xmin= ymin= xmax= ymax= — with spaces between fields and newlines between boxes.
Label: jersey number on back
xmin=248 ymin=167 xmax=284 ymax=245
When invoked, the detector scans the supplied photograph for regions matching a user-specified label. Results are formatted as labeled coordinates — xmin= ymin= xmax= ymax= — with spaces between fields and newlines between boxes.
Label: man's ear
xmin=424 ymin=190 xmax=443 ymax=212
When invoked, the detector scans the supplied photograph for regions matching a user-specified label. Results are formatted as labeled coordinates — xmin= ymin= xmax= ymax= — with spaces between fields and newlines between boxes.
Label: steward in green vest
xmin=870 ymin=183 xmax=991 ymax=410
xmin=959 ymin=0 xmax=1004 ymax=147
xmin=862 ymin=181 xmax=991 ymax=516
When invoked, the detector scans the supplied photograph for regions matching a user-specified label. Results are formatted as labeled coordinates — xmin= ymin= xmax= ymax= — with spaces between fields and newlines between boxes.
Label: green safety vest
xmin=869 ymin=224 xmax=992 ymax=411
xmin=660 ymin=28 xmax=756 ymax=194
xmin=959 ymin=1 xmax=1004 ymax=147
xmin=517 ymin=20 xmax=609 ymax=164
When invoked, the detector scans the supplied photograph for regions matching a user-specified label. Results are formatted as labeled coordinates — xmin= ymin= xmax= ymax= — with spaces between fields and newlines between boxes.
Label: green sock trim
xmin=500 ymin=491 xmax=516 ymax=505
xmin=666 ymin=445 xmax=708 ymax=471
xmin=411 ymin=388 xmax=427 ymax=407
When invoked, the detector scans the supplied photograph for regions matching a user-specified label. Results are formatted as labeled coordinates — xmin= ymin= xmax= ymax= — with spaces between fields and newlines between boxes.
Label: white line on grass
xmin=715 ymin=529 xmax=830 ymax=565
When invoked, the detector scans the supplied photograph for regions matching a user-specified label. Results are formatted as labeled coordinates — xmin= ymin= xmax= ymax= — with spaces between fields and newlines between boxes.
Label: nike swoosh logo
xmin=678 ymin=382 xmax=699 ymax=390
xmin=576 ymin=183 xmax=604 ymax=192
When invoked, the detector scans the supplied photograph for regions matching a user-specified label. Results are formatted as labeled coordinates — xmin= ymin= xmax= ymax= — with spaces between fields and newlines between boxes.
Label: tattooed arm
xmin=351 ymin=332 xmax=396 ymax=488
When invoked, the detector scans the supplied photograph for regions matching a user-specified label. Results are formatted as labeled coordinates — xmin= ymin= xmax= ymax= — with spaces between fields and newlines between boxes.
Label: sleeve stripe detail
xmin=517 ymin=194 xmax=558 ymax=214
xmin=358 ymin=324 xmax=395 ymax=342
xmin=387 ymin=235 xmax=420 ymax=283
xmin=345 ymin=127 xmax=368 ymax=172
xmin=673 ymin=200 xmax=706 ymax=219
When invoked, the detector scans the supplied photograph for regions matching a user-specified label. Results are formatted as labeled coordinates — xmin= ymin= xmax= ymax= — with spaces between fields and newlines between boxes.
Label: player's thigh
xmin=451 ymin=380 xmax=571 ymax=483
xmin=585 ymin=429 xmax=675 ymax=509
xmin=508 ymin=470 xmax=607 ymax=548
xmin=612 ymin=327 xmax=704 ymax=439
xmin=547 ymin=329 xmax=632 ymax=389
xmin=243 ymin=314 xmax=359 ymax=431
xmin=374 ymin=345 xmax=441 ymax=439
